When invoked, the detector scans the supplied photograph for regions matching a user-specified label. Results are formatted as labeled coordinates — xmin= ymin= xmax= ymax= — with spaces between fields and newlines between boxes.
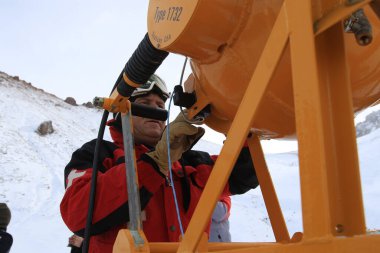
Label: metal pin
xmin=335 ymin=224 xmax=344 ymax=233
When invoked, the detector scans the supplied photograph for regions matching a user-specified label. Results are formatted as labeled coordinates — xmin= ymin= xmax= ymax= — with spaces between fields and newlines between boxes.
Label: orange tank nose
xmin=148 ymin=0 xmax=380 ymax=139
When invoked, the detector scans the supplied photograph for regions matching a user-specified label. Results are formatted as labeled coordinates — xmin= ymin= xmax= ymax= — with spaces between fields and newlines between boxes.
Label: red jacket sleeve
xmin=60 ymin=140 xmax=166 ymax=236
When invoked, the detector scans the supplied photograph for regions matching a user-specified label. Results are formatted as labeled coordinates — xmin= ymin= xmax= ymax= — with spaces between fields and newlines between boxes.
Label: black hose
xmin=82 ymin=110 xmax=109 ymax=253
xmin=117 ymin=33 xmax=169 ymax=97
xmin=82 ymin=69 xmax=124 ymax=253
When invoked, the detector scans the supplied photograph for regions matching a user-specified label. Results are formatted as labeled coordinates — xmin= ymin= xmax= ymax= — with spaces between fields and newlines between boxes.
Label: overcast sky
xmin=0 ymin=0 xmax=189 ymax=103
xmin=0 ymin=0 xmax=228 ymax=143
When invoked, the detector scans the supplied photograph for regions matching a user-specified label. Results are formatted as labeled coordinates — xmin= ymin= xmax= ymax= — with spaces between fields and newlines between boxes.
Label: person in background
xmin=68 ymin=234 xmax=83 ymax=253
xmin=60 ymin=74 xmax=259 ymax=253
xmin=209 ymin=197 xmax=232 ymax=242
xmin=0 ymin=203 xmax=13 ymax=253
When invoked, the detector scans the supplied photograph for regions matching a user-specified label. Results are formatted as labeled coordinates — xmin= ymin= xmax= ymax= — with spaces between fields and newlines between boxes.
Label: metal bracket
xmin=121 ymin=111 xmax=143 ymax=232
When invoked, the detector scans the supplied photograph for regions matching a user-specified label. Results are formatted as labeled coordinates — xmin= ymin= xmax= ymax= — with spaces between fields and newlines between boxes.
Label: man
xmin=60 ymin=74 xmax=259 ymax=253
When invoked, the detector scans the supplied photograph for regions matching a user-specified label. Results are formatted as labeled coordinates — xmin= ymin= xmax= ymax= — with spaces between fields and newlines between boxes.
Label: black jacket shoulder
xmin=64 ymin=139 xmax=119 ymax=186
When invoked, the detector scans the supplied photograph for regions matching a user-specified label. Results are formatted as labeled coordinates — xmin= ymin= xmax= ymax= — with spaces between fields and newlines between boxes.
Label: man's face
xmin=132 ymin=93 xmax=166 ymax=147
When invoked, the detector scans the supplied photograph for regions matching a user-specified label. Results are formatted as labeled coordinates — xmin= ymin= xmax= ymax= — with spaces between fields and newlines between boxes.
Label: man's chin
xmin=145 ymin=121 xmax=163 ymax=129
xmin=146 ymin=130 xmax=162 ymax=140
xmin=143 ymin=134 xmax=161 ymax=147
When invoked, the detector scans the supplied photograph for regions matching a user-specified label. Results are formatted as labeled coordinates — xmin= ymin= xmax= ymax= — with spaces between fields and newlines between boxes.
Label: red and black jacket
xmin=60 ymin=121 xmax=258 ymax=253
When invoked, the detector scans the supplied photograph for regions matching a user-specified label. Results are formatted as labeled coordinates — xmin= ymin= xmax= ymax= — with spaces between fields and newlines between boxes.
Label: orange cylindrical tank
xmin=147 ymin=0 xmax=380 ymax=138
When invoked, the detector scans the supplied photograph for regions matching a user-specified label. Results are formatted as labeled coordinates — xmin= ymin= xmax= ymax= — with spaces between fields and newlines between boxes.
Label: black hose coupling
xmin=344 ymin=9 xmax=373 ymax=46
xmin=173 ymin=85 xmax=196 ymax=108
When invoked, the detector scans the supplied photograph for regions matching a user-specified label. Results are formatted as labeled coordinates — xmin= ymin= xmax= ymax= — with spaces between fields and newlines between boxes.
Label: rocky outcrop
xmin=64 ymin=97 xmax=77 ymax=106
xmin=36 ymin=121 xmax=54 ymax=136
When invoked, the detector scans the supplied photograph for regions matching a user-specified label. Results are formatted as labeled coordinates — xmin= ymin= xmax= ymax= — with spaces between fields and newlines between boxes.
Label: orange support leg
xmin=247 ymin=135 xmax=290 ymax=242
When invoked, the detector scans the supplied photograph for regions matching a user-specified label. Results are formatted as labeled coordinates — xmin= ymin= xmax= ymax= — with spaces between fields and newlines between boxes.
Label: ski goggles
xmin=131 ymin=75 xmax=170 ymax=99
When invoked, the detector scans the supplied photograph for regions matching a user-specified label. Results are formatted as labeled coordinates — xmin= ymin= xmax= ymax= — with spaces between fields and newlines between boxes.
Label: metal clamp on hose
xmin=93 ymin=97 xmax=168 ymax=121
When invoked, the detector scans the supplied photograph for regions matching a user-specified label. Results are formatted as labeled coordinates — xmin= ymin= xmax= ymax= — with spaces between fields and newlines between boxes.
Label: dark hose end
xmin=355 ymin=32 xmax=373 ymax=46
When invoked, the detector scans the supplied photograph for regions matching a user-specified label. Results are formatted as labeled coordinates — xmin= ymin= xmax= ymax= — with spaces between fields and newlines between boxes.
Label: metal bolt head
xmin=335 ymin=224 xmax=344 ymax=233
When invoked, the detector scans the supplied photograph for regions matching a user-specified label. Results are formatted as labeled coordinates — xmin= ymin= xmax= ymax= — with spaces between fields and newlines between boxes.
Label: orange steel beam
xmin=288 ymin=0 xmax=366 ymax=239
xmin=288 ymin=0 xmax=334 ymax=238
xmin=149 ymin=235 xmax=380 ymax=253
xmin=316 ymin=22 xmax=366 ymax=236
xmin=176 ymin=4 xmax=290 ymax=252
xmin=214 ymin=235 xmax=380 ymax=253
xmin=149 ymin=242 xmax=274 ymax=253
xmin=247 ymin=136 xmax=290 ymax=242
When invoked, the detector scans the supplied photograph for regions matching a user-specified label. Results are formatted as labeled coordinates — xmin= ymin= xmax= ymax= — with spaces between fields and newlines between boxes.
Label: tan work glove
xmin=146 ymin=111 xmax=205 ymax=176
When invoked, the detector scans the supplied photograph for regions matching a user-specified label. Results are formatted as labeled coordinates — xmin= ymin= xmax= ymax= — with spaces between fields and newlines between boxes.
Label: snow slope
xmin=0 ymin=72 xmax=109 ymax=252
xmin=0 ymin=71 xmax=379 ymax=252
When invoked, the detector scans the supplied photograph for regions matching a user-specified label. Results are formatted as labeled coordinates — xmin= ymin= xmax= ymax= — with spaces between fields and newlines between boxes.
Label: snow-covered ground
xmin=0 ymin=71 xmax=379 ymax=252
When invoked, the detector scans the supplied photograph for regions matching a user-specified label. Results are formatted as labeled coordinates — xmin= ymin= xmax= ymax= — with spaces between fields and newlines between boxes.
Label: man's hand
xmin=146 ymin=111 xmax=205 ymax=175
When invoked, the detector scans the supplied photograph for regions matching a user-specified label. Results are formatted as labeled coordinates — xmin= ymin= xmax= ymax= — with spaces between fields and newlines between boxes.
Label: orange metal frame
xmin=114 ymin=0 xmax=380 ymax=252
